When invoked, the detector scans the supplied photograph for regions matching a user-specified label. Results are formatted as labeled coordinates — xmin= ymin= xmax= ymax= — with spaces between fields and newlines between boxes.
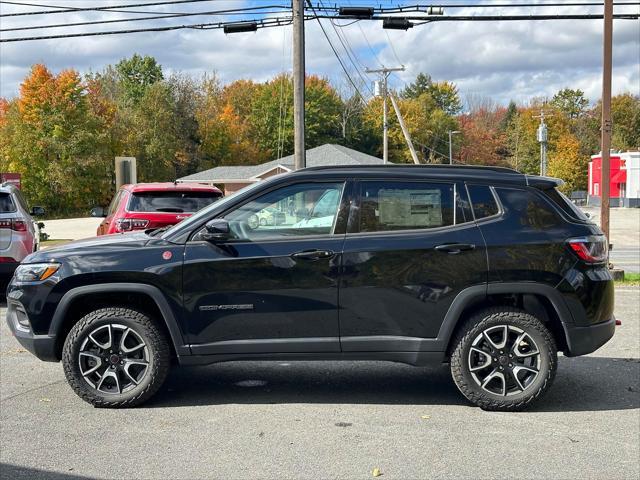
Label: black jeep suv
xmin=6 ymin=165 xmax=615 ymax=410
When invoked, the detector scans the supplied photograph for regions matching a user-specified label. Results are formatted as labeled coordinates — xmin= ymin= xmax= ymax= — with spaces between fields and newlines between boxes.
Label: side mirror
xmin=202 ymin=218 xmax=231 ymax=242
xmin=30 ymin=206 xmax=45 ymax=217
xmin=90 ymin=206 xmax=106 ymax=218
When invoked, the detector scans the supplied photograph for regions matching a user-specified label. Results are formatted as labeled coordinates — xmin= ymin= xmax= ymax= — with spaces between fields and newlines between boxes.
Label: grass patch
xmin=40 ymin=239 xmax=73 ymax=249
xmin=616 ymin=272 xmax=640 ymax=286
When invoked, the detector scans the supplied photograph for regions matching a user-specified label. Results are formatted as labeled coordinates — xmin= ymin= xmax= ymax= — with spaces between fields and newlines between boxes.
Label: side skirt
xmin=178 ymin=351 xmax=445 ymax=367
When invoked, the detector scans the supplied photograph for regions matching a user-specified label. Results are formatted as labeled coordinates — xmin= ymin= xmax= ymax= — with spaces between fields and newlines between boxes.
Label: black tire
xmin=450 ymin=307 xmax=557 ymax=411
xmin=62 ymin=307 xmax=170 ymax=408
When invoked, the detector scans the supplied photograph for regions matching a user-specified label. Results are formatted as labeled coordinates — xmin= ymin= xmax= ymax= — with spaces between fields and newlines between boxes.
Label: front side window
xmin=221 ymin=182 xmax=344 ymax=241
xmin=359 ymin=181 xmax=468 ymax=232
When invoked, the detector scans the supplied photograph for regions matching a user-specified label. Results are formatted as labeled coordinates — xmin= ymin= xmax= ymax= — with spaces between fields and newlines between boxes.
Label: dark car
xmin=6 ymin=165 xmax=615 ymax=410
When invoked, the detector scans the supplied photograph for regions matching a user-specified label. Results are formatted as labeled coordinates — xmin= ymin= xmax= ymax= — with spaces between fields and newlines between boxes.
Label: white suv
xmin=0 ymin=183 xmax=44 ymax=283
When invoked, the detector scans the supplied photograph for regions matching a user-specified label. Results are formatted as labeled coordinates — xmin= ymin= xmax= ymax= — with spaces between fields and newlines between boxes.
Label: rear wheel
xmin=62 ymin=307 xmax=170 ymax=408
xmin=450 ymin=308 xmax=557 ymax=411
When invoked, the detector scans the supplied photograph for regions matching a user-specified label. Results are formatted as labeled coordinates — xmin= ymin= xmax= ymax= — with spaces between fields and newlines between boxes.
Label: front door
xmin=339 ymin=179 xmax=487 ymax=352
xmin=183 ymin=180 xmax=348 ymax=355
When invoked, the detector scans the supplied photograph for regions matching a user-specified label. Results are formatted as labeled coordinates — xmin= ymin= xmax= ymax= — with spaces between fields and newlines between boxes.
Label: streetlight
xmin=448 ymin=130 xmax=460 ymax=165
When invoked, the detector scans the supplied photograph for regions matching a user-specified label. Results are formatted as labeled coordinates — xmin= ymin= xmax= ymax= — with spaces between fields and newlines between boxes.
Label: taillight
xmin=115 ymin=218 xmax=149 ymax=232
xmin=0 ymin=219 xmax=28 ymax=231
xmin=567 ymin=236 xmax=608 ymax=263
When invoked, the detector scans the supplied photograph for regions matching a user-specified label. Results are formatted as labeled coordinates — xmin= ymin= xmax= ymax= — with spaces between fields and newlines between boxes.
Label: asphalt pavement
xmin=1 ymin=287 xmax=638 ymax=480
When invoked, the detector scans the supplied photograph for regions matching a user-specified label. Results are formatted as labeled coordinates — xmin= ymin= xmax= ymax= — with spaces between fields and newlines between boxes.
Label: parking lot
xmin=1 ymin=287 xmax=638 ymax=480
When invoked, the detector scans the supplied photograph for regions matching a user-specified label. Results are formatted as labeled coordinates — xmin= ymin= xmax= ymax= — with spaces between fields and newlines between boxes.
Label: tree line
xmin=0 ymin=54 xmax=638 ymax=216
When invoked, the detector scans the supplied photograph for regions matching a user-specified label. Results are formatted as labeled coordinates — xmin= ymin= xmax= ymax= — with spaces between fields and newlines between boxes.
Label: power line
xmin=0 ymin=0 xmax=230 ymax=17
xmin=3 ymin=11 xmax=638 ymax=42
xmin=384 ymin=29 xmax=403 ymax=66
xmin=0 ymin=16 xmax=293 ymax=42
xmin=0 ymin=5 xmax=291 ymax=32
xmin=305 ymin=2 xmax=368 ymax=102
xmin=3 ymin=1 xmax=637 ymax=18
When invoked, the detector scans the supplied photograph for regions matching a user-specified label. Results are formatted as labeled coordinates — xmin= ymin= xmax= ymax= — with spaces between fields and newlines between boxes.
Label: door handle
xmin=434 ymin=243 xmax=476 ymax=254
xmin=291 ymin=249 xmax=335 ymax=261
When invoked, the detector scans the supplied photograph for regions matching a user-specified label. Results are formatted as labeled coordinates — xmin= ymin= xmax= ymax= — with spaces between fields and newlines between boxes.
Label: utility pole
xmin=601 ymin=0 xmax=613 ymax=240
xmin=293 ymin=0 xmax=305 ymax=170
xmin=533 ymin=110 xmax=551 ymax=176
xmin=448 ymin=130 xmax=460 ymax=165
xmin=366 ymin=66 xmax=405 ymax=163
xmin=389 ymin=93 xmax=419 ymax=164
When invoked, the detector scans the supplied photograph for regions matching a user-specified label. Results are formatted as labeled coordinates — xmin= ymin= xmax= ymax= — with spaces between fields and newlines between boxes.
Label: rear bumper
xmin=563 ymin=316 xmax=616 ymax=357
xmin=5 ymin=299 xmax=58 ymax=362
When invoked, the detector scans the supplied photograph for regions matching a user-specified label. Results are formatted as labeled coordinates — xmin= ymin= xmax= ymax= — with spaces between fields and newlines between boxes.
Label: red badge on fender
xmin=162 ymin=251 xmax=172 ymax=260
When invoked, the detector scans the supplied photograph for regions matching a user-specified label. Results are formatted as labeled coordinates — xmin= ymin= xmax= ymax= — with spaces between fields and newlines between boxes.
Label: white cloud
xmin=0 ymin=1 xmax=638 ymax=105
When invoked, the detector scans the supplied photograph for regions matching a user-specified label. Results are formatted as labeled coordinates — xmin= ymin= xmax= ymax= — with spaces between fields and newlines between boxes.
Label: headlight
xmin=14 ymin=263 xmax=61 ymax=282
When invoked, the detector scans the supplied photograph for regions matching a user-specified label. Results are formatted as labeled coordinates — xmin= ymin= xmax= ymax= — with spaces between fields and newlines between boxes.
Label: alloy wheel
xmin=467 ymin=325 xmax=541 ymax=397
xmin=78 ymin=324 xmax=150 ymax=395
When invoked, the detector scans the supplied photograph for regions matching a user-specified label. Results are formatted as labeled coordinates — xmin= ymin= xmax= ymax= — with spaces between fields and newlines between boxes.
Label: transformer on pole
xmin=366 ymin=66 xmax=405 ymax=164
xmin=534 ymin=110 xmax=550 ymax=176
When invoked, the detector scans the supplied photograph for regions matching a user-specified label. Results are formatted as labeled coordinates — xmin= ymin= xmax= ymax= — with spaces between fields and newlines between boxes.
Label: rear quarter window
xmin=0 ymin=193 xmax=16 ymax=213
xmin=495 ymin=187 xmax=563 ymax=230
xmin=543 ymin=188 xmax=590 ymax=222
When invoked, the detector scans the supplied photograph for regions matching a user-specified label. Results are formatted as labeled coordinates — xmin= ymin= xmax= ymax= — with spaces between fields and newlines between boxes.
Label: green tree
xmin=552 ymin=88 xmax=589 ymax=119
xmin=401 ymin=73 xmax=433 ymax=99
xmin=115 ymin=54 xmax=163 ymax=105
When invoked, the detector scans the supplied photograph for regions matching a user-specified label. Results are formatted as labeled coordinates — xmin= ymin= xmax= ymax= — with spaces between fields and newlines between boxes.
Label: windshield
xmin=160 ymin=182 xmax=265 ymax=240
xmin=128 ymin=191 xmax=222 ymax=213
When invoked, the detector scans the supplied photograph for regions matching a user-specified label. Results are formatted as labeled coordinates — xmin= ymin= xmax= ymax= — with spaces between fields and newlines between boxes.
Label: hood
xmin=24 ymin=231 xmax=153 ymax=263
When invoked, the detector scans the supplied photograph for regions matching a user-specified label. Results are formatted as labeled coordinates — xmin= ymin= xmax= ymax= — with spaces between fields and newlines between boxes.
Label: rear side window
xmin=543 ymin=188 xmax=590 ymax=222
xmin=495 ymin=188 xmax=562 ymax=229
xmin=359 ymin=181 xmax=468 ymax=232
xmin=107 ymin=190 xmax=125 ymax=216
xmin=467 ymin=185 xmax=499 ymax=220
xmin=128 ymin=191 xmax=222 ymax=213
xmin=0 ymin=193 xmax=16 ymax=213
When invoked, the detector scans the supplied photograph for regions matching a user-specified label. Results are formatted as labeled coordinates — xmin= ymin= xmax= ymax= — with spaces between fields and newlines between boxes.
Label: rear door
xmin=339 ymin=178 xmax=487 ymax=352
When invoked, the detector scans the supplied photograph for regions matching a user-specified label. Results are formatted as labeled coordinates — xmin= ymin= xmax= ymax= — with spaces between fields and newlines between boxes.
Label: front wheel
xmin=450 ymin=308 xmax=557 ymax=411
xmin=62 ymin=307 xmax=170 ymax=408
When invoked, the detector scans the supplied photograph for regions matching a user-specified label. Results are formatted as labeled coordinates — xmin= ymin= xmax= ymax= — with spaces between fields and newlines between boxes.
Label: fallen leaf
xmin=372 ymin=467 xmax=382 ymax=477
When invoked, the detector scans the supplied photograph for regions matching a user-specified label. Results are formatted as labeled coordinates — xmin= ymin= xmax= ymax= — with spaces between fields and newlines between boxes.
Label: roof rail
xmin=298 ymin=164 xmax=521 ymax=175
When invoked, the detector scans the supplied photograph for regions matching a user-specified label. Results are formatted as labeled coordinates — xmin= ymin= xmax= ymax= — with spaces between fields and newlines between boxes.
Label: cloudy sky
xmin=0 ymin=0 xmax=638 ymax=106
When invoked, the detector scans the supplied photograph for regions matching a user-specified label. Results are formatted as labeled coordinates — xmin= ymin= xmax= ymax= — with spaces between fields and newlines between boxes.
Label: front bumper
xmin=5 ymin=299 xmax=58 ymax=362
xmin=563 ymin=316 xmax=616 ymax=357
